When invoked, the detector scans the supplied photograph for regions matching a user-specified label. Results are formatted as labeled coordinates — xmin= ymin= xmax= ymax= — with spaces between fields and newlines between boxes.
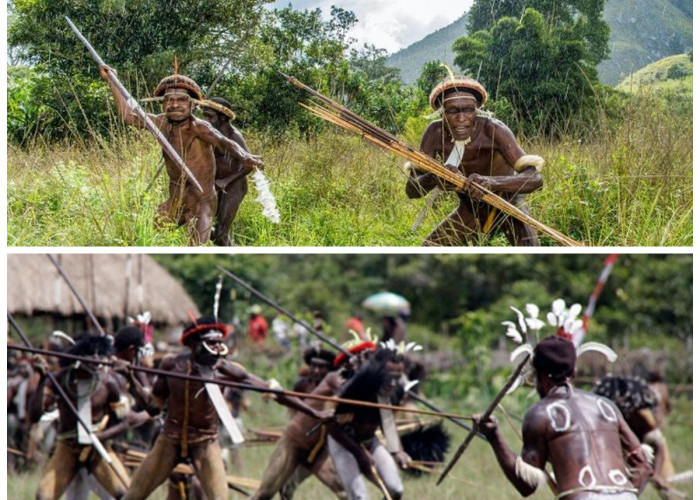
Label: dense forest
xmin=153 ymin=253 xmax=692 ymax=350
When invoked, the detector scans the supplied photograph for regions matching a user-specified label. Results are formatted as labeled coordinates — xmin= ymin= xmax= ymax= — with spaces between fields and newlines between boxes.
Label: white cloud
xmin=270 ymin=0 xmax=473 ymax=54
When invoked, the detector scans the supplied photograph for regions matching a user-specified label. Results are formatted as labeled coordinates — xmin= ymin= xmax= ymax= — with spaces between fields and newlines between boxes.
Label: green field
xmin=7 ymin=82 xmax=692 ymax=247
xmin=8 ymin=390 xmax=693 ymax=499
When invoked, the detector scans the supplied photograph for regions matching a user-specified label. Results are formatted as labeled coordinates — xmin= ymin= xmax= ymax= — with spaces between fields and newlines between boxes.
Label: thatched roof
xmin=8 ymin=254 xmax=200 ymax=325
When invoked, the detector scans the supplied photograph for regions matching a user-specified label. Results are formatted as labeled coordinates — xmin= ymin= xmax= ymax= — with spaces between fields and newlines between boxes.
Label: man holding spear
xmin=121 ymin=316 xmax=331 ymax=500
xmin=472 ymin=336 xmax=652 ymax=500
xmin=99 ymin=65 xmax=264 ymax=245
xmin=406 ymin=76 xmax=544 ymax=246
xmin=29 ymin=334 xmax=131 ymax=500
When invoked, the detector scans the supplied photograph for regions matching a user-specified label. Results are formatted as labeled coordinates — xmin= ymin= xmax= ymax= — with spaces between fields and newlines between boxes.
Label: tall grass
xmin=7 ymin=391 xmax=693 ymax=499
xmin=7 ymin=90 xmax=691 ymax=246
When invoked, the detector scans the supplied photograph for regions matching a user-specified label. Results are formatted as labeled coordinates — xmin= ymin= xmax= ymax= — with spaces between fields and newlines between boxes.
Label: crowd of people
xmin=7 ymin=306 xmax=681 ymax=500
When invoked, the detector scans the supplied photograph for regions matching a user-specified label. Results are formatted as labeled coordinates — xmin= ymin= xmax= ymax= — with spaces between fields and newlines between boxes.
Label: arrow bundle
xmin=285 ymin=75 xmax=582 ymax=247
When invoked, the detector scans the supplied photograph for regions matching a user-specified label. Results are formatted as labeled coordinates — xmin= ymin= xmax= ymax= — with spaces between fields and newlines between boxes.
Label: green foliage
xmin=415 ymin=60 xmax=449 ymax=101
xmin=454 ymin=5 xmax=609 ymax=136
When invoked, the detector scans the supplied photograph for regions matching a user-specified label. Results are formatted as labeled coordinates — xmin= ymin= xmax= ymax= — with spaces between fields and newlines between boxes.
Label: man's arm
xmin=218 ymin=361 xmax=330 ymax=420
xmin=474 ymin=412 xmax=547 ymax=497
xmin=99 ymin=65 xmax=157 ymax=128
xmin=467 ymin=122 xmax=543 ymax=198
xmin=195 ymin=120 xmax=263 ymax=171
xmin=618 ymin=411 xmax=653 ymax=493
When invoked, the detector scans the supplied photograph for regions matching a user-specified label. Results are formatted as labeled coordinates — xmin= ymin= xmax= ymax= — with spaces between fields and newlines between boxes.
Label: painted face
xmin=443 ymin=93 xmax=477 ymax=141
xmin=163 ymin=89 xmax=192 ymax=122
xmin=192 ymin=331 xmax=229 ymax=365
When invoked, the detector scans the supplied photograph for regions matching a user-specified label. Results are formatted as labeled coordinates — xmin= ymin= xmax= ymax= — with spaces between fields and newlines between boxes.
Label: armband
xmin=515 ymin=456 xmax=547 ymax=489
xmin=514 ymin=155 xmax=545 ymax=173
xmin=643 ymin=428 xmax=666 ymax=448
xmin=110 ymin=395 xmax=130 ymax=419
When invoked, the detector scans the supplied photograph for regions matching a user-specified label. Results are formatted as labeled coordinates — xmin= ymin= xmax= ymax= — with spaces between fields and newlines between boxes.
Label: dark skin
xmin=99 ymin=66 xmax=263 ymax=245
xmin=152 ymin=337 xmax=331 ymax=441
xmin=201 ymin=107 xmax=250 ymax=246
xmin=474 ymin=371 xmax=652 ymax=499
xmin=29 ymin=362 xmax=121 ymax=436
xmin=406 ymin=93 xmax=543 ymax=246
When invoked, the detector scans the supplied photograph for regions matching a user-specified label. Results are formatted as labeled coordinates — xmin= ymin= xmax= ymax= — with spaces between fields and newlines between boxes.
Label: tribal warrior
xmin=121 ymin=316 xmax=329 ymax=500
xmin=100 ymin=67 xmax=263 ymax=245
xmin=406 ymin=76 xmax=543 ymax=246
xmin=474 ymin=336 xmax=652 ymax=500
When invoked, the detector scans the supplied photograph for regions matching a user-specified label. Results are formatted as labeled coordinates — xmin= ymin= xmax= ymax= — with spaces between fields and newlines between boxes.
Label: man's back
xmin=526 ymin=386 xmax=638 ymax=498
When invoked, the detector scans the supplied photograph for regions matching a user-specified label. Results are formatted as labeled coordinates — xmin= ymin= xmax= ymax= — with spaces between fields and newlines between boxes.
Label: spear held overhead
xmin=65 ymin=16 xmax=203 ymax=193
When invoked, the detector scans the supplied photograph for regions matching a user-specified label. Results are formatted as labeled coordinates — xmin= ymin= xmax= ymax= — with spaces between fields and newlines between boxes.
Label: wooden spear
xmin=285 ymin=74 xmax=582 ymax=246
xmin=9 ymin=344 xmax=476 ymax=423
xmin=65 ymin=16 xmax=204 ymax=193
xmin=436 ymin=352 xmax=532 ymax=485
xmin=217 ymin=265 xmax=481 ymax=435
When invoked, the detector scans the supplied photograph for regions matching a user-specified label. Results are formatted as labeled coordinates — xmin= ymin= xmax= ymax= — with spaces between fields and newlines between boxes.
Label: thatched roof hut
xmin=8 ymin=254 xmax=200 ymax=327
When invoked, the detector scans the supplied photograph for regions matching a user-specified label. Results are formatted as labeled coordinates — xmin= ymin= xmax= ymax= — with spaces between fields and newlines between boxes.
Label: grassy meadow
xmin=7 ymin=391 xmax=693 ymax=499
xmin=7 ymin=87 xmax=692 ymax=247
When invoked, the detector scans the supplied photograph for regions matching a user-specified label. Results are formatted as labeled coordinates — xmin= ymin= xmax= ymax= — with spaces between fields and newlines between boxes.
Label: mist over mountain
xmin=386 ymin=0 xmax=692 ymax=86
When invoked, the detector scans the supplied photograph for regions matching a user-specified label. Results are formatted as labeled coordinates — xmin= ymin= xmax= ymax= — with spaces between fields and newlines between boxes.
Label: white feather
xmin=552 ymin=299 xmax=566 ymax=316
xmin=525 ymin=303 xmax=540 ymax=319
xmin=510 ymin=306 xmax=527 ymax=334
xmin=252 ymin=169 xmax=280 ymax=223
xmin=525 ymin=318 xmax=545 ymax=331
xmin=509 ymin=344 xmax=533 ymax=363
xmin=568 ymin=303 xmax=582 ymax=318
xmin=546 ymin=312 xmax=557 ymax=327
xmin=576 ymin=342 xmax=617 ymax=362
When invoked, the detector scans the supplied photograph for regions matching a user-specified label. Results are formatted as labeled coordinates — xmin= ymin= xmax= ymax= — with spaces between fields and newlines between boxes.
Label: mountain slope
xmin=387 ymin=1 xmax=692 ymax=86
xmin=386 ymin=12 xmax=468 ymax=85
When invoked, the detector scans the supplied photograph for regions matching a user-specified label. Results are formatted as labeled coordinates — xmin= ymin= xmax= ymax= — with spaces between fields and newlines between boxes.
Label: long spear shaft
xmin=217 ymin=265 xmax=478 ymax=435
xmin=285 ymin=74 xmax=582 ymax=246
xmin=48 ymin=254 xmax=106 ymax=337
xmin=65 ymin=16 xmax=203 ymax=193
xmin=10 ymin=344 xmax=475 ymax=422
xmin=216 ymin=265 xmax=351 ymax=356
xmin=7 ymin=314 xmax=130 ymax=488
xmin=436 ymin=353 xmax=532 ymax=485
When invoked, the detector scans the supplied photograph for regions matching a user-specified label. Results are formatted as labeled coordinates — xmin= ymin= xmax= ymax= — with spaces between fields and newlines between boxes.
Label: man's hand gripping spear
xmin=65 ymin=16 xmax=203 ymax=193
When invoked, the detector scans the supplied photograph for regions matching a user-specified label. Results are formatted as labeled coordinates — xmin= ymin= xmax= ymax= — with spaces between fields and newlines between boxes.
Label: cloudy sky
xmin=270 ymin=0 xmax=474 ymax=54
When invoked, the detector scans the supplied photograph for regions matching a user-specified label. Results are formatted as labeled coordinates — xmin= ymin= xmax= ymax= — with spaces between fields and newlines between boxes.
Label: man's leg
xmin=327 ymin=436 xmax=369 ymax=500
xmin=250 ymin=435 xmax=301 ymax=500
xmin=367 ymin=439 xmax=402 ymax=500
xmin=424 ymin=204 xmax=480 ymax=246
xmin=122 ymin=435 xmax=179 ymax=500
xmin=190 ymin=439 xmax=229 ymax=500
xmin=500 ymin=200 xmax=539 ymax=246
xmin=89 ymin=446 xmax=131 ymax=499
xmin=213 ymin=178 xmax=248 ymax=246
xmin=36 ymin=441 xmax=80 ymax=500
xmin=191 ymin=198 xmax=215 ymax=245
xmin=308 ymin=449 xmax=349 ymax=500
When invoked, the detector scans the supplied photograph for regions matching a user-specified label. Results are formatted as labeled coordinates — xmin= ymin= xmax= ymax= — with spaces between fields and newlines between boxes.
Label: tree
xmin=8 ymin=0 xmax=268 ymax=141
xmin=415 ymin=60 xmax=450 ymax=101
xmin=455 ymin=0 xmax=610 ymax=136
